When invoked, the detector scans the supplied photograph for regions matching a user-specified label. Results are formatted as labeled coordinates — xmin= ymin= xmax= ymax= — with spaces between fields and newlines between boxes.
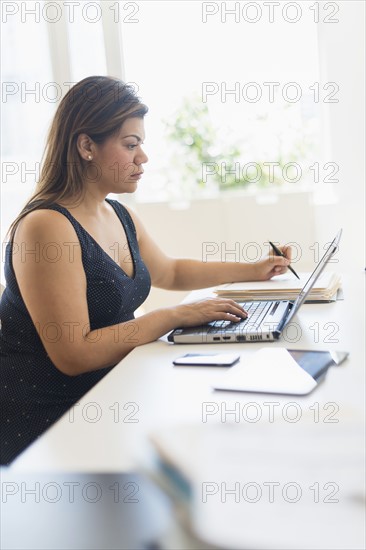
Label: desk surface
xmin=8 ymin=270 xmax=365 ymax=549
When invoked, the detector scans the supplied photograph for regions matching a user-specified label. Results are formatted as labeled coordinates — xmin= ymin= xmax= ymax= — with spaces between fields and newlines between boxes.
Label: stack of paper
xmin=215 ymin=271 xmax=342 ymax=302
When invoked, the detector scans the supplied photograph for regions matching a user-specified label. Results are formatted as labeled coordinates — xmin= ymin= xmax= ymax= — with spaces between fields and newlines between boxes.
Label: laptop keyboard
xmin=207 ymin=301 xmax=273 ymax=334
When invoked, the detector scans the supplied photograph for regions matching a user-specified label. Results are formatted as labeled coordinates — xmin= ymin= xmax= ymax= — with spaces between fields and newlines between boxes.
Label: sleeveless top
xmin=0 ymin=199 xmax=151 ymax=464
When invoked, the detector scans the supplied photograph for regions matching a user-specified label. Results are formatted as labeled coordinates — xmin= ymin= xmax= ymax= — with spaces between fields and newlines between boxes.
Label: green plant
xmin=163 ymin=95 xmax=318 ymax=194
xmin=163 ymin=96 xmax=243 ymax=192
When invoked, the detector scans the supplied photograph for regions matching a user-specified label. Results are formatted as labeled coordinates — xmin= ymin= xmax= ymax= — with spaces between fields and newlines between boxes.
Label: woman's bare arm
xmin=12 ymin=210 xmax=247 ymax=376
xmin=127 ymin=206 xmax=291 ymax=290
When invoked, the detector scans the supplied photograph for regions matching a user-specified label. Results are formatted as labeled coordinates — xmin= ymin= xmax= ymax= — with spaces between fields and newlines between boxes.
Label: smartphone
xmin=173 ymin=353 xmax=241 ymax=366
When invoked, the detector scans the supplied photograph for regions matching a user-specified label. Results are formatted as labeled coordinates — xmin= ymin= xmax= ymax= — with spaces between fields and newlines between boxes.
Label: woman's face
xmin=90 ymin=117 xmax=148 ymax=194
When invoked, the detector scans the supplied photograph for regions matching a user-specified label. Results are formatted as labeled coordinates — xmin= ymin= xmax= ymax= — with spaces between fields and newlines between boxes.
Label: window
xmin=1 ymin=13 xmax=54 ymax=283
xmin=0 ymin=1 xmax=109 ymax=283
xmin=67 ymin=3 xmax=107 ymax=81
xmin=121 ymin=1 xmax=320 ymax=201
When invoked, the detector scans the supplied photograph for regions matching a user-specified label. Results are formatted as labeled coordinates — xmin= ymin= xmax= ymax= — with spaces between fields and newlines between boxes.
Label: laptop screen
xmin=283 ymin=229 xmax=342 ymax=327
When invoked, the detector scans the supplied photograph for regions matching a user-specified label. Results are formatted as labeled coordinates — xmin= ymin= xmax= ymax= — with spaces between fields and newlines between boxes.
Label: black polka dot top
xmin=0 ymin=199 xmax=151 ymax=465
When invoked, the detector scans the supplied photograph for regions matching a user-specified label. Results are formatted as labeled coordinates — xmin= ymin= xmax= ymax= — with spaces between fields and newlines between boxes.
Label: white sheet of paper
xmin=213 ymin=348 xmax=317 ymax=395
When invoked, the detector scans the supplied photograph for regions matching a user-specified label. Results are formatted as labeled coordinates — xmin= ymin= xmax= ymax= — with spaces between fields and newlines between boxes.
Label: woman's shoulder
xmin=13 ymin=206 xmax=76 ymax=242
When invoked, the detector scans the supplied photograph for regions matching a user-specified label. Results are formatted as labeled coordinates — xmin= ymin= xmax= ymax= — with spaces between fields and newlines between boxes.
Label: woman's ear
xmin=76 ymin=134 xmax=94 ymax=161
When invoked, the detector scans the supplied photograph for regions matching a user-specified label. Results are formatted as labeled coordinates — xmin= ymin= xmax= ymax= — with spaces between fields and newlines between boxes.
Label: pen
xmin=268 ymin=241 xmax=300 ymax=280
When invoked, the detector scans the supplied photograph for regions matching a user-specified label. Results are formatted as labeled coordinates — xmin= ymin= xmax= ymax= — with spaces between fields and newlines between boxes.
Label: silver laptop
xmin=168 ymin=230 xmax=342 ymax=344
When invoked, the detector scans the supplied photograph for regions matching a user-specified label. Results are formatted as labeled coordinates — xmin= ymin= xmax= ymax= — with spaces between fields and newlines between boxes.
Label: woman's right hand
xmin=172 ymin=298 xmax=248 ymax=328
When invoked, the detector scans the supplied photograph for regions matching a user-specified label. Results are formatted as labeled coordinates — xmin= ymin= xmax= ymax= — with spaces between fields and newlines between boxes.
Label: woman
xmin=0 ymin=76 xmax=291 ymax=464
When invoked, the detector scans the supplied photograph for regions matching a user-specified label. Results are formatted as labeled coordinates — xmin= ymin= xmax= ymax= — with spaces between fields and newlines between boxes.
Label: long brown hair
xmin=7 ymin=76 xmax=148 ymax=240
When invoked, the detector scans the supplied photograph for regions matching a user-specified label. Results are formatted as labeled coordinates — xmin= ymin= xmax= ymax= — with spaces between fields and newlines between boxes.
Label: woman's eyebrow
xmin=121 ymin=134 xmax=143 ymax=141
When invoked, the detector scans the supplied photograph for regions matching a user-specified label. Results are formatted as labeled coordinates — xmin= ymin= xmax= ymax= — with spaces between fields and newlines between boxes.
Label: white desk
xmin=11 ymin=270 xmax=365 ymax=472
xmin=8 ymin=270 xmax=365 ymax=549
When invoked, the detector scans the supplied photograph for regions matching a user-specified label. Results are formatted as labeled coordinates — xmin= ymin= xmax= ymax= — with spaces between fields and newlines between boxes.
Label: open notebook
xmin=215 ymin=271 xmax=342 ymax=303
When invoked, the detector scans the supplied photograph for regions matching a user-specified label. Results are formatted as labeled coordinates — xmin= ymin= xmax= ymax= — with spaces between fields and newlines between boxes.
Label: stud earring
xmin=87 ymin=155 xmax=93 ymax=160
